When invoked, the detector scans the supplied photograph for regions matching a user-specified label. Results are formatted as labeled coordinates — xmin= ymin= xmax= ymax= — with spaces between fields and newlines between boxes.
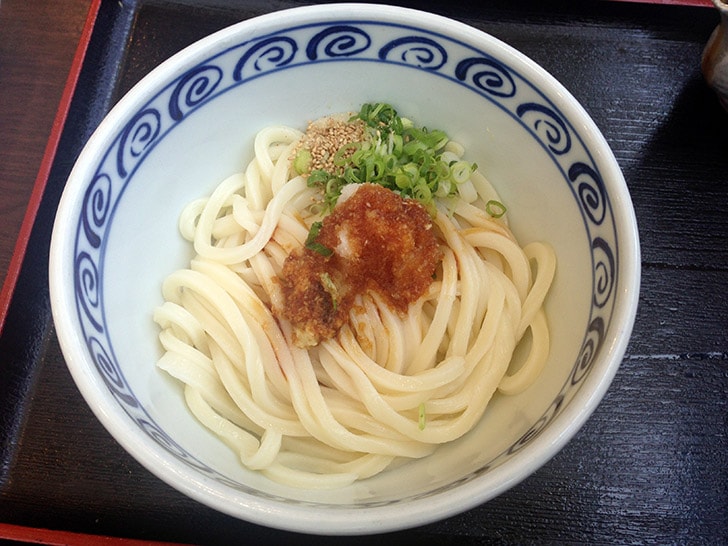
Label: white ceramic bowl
xmin=49 ymin=3 xmax=640 ymax=535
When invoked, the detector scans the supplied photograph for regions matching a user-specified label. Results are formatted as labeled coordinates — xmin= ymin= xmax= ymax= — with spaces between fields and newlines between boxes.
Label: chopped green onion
xmin=293 ymin=149 xmax=312 ymax=175
xmin=307 ymin=169 xmax=330 ymax=187
xmin=333 ymin=142 xmax=361 ymax=166
xmin=418 ymin=402 xmax=426 ymax=430
xmin=434 ymin=179 xmax=451 ymax=198
xmin=485 ymin=199 xmax=507 ymax=219
xmin=450 ymin=160 xmax=474 ymax=184
xmin=319 ymin=272 xmax=339 ymax=311
xmin=305 ymin=221 xmax=333 ymax=257
xmin=305 ymin=102 xmax=478 ymax=214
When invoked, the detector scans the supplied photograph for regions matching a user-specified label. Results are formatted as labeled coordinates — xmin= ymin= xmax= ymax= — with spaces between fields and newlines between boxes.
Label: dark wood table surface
xmin=0 ymin=0 xmax=726 ymax=544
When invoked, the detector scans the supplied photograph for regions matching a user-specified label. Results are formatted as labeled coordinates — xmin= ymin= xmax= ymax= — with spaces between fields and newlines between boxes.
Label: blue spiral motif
xmin=455 ymin=57 xmax=516 ymax=98
xmin=169 ymin=65 xmax=223 ymax=121
xmin=516 ymin=102 xmax=571 ymax=155
xmin=88 ymin=336 xmax=121 ymax=388
xmin=306 ymin=25 xmax=371 ymax=60
xmin=116 ymin=108 xmax=161 ymax=178
xmin=88 ymin=336 xmax=139 ymax=407
xmin=81 ymin=173 xmax=112 ymax=249
xmin=508 ymin=394 xmax=565 ymax=455
xmin=139 ymin=418 xmax=191 ymax=459
xmin=378 ymin=36 xmax=447 ymax=70
xmin=75 ymin=251 xmax=102 ymax=332
xmin=592 ymin=237 xmax=615 ymax=309
xmin=233 ymin=36 xmax=297 ymax=81
xmin=138 ymin=419 xmax=247 ymax=488
xmin=569 ymin=162 xmax=606 ymax=225
xmin=571 ymin=316 xmax=605 ymax=385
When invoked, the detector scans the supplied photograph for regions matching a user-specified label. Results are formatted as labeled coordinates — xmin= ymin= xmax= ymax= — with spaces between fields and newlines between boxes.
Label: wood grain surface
xmin=0 ymin=0 xmax=91 ymax=297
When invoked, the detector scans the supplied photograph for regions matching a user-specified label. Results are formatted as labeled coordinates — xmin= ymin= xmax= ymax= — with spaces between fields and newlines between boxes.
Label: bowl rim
xmin=49 ymin=2 xmax=641 ymax=535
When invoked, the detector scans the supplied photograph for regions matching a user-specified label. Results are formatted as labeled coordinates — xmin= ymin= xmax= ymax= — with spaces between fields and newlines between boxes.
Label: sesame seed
xmin=292 ymin=114 xmax=366 ymax=176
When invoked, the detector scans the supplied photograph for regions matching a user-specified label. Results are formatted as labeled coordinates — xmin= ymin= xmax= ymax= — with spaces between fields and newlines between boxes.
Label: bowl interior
xmin=51 ymin=4 xmax=637 ymax=534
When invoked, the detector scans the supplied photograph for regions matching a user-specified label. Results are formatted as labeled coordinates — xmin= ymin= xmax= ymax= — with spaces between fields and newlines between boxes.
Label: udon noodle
xmin=153 ymin=114 xmax=556 ymax=488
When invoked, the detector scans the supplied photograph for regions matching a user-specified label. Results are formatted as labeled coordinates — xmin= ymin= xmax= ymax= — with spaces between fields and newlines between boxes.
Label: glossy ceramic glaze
xmin=48 ymin=3 xmax=640 ymax=535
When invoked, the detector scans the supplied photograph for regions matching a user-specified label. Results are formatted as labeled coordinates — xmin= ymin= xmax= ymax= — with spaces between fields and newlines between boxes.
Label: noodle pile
xmin=153 ymin=121 xmax=556 ymax=488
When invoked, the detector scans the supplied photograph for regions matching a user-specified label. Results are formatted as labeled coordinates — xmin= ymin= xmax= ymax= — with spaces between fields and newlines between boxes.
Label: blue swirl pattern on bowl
xmin=72 ymin=20 xmax=617 ymax=502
